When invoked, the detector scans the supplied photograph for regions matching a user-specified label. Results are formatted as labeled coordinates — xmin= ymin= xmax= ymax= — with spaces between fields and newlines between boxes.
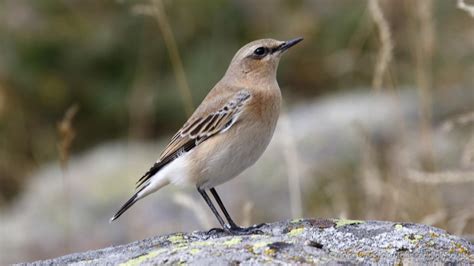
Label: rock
xmin=23 ymin=219 xmax=473 ymax=265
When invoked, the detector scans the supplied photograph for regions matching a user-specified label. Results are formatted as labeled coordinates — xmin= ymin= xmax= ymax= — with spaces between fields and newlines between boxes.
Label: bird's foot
xmin=206 ymin=223 xmax=266 ymax=236
xmin=224 ymin=223 xmax=265 ymax=235
xmin=207 ymin=227 xmax=226 ymax=235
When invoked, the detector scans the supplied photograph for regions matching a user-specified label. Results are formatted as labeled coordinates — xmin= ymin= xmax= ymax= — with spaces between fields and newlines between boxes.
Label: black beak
xmin=278 ymin=37 xmax=303 ymax=53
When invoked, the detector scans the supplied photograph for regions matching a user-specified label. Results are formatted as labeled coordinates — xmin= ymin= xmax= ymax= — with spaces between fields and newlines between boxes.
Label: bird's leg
xmin=210 ymin=188 xmax=264 ymax=235
xmin=209 ymin=188 xmax=239 ymax=229
xmin=197 ymin=187 xmax=226 ymax=234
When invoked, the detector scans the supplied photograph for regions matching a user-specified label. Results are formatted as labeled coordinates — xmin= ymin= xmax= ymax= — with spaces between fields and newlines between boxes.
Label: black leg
xmin=209 ymin=188 xmax=240 ymax=228
xmin=197 ymin=187 xmax=226 ymax=230
xmin=209 ymin=187 xmax=265 ymax=235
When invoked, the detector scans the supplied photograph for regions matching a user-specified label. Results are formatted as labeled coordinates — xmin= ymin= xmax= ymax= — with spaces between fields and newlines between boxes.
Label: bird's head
xmin=224 ymin=37 xmax=303 ymax=84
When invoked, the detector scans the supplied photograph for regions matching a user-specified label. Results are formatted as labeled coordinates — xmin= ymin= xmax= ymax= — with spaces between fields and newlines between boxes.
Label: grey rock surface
xmin=24 ymin=219 xmax=473 ymax=265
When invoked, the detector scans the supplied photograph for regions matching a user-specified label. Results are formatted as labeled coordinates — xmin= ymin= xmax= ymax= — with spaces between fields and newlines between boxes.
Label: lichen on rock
xmin=23 ymin=219 xmax=473 ymax=265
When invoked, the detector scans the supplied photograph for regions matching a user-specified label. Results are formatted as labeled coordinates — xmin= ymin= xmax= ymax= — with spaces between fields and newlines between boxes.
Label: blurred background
xmin=1 ymin=0 xmax=473 ymax=263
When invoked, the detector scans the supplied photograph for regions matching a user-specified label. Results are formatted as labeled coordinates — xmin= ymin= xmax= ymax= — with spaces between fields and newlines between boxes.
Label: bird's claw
xmin=251 ymin=223 xmax=266 ymax=229
xmin=224 ymin=224 xmax=265 ymax=235
xmin=207 ymin=227 xmax=226 ymax=235
xmin=206 ymin=223 xmax=266 ymax=236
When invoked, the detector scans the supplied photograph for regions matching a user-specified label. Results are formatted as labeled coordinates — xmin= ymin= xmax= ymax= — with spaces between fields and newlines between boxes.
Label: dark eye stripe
xmin=270 ymin=44 xmax=282 ymax=54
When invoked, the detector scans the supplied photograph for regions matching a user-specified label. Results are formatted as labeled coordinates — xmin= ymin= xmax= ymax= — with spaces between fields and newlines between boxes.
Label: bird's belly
xmin=196 ymin=119 xmax=277 ymax=189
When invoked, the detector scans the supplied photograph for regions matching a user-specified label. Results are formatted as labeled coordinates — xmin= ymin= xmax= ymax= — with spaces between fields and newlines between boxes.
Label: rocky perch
xmin=26 ymin=219 xmax=473 ymax=265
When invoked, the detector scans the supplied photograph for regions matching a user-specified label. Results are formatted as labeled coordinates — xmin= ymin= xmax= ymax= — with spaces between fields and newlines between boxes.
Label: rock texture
xmin=24 ymin=219 xmax=473 ymax=265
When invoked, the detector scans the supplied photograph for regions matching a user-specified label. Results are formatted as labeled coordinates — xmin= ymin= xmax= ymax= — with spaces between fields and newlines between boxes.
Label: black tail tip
xmin=109 ymin=193 xmax=139 ymax=224
xmin=109 ymin=216 xmax=118 ymax=223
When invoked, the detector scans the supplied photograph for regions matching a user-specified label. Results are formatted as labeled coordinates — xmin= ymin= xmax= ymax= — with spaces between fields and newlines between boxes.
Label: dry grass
xmin=0 ymin=82 xmax=5 ymax=117
xmin=457 ymin=0 xmax=474 ymax=17
xmin=132 ymin=0 xmax=195 ymax=116
xmin=462 ymin=133 xmax=474 ymax=169
xmin=56 ymin=103 xmax=79 ymax=254
xmin=412 ymin=0 xmax=436 ymax=171
xmin=151 ymin=0 xmax=194 ymax=115
xmin=364 ymin=0 xmax=407 ymax=222
xmin=355 ymin=0 xmax=474 ymax=236
xmin=356 ymin=122 xmax=385 ymax=219
xmin=368 ymin=0 xmax=393 ymax=92
xmin=440 ymin=111 xmax=474 ymax=169
xmin=57 ymin=104 xmax=79 ymax=171
xmin=279 ymin=106 xmax=303 ymax=219
xmin=406 ymin=169 xmax=474 ymax=184
xmin=440 ymin=111 xmax=474 ymax=133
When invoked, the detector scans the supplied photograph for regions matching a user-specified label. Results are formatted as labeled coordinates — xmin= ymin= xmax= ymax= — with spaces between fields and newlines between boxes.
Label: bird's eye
xmin=253 ymin=47 xmax=267 ymax=57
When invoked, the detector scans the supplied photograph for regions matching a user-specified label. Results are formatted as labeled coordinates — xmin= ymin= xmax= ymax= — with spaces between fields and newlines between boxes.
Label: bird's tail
xmin=109 ymin=192 xmax=140 ymax=222
xmin=110 ymin=177 xmax=170 ymax=222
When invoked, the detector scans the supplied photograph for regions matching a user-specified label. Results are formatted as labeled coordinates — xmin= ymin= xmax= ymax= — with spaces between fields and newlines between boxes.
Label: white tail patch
xmin=137 ymin=151 xmax=191 ymax=199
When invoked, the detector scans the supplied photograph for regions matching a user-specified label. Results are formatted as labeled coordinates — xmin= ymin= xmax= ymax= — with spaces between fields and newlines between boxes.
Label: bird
xmin=110 ymin=37 xmax=303 ymax=234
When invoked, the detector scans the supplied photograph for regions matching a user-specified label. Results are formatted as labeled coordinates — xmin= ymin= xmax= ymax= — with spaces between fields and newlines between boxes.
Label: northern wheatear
xmin=111 ymin=37 xmax=303 ymax=234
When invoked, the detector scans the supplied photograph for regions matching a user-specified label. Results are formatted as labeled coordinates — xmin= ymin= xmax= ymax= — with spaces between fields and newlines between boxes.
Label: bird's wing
xmin=135 ymin=89 xmax=251 ymax=190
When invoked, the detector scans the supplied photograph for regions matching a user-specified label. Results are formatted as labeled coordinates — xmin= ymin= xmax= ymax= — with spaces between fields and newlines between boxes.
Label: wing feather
xmin=135 ymin=90 xmax=251 ymax=190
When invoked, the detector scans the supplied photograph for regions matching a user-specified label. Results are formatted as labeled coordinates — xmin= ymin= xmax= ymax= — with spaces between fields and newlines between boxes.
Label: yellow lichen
xmin=357 ymin=251 xmax=378 ymax=260
xmin=189 ymin=248 xmax=200 ymax=255
xmin=170 ymin=245 xmax=189 ymax=253
xmin=168 ymin=233 xmax=189 ymax=251
xmin=334 ymin=219 xmax=364 ymax=228
xmin=253 ymin=241 xmax=271 ymax=249
xmin=287 ymin=227 xmax=305 ymax=237
xmin=405 ymin=234 xmax=423 ymax=243
xmin=394 ymin=224 xmax=403 ymax=230
xmin=223 ymin=237 xmax=242 ymax=246
xmin=119 ymin=249 xmax=166 ymax=266
xmin=168 ymin=234 xmax=185 ymax=244
xmin=264 ymin=248 xmax=276 ymax=256
xmin=191 ymin=240 xmax=214 ymax=247
xmin=450 ymin=243 xmax=469 ymax=255
xmin=357 ymin=251 xmax=366 ymax=257
xmin=290 ymin=218 xmax=303 ymax=224
xmin=244 ymin=244 xmax=255 ymax=254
